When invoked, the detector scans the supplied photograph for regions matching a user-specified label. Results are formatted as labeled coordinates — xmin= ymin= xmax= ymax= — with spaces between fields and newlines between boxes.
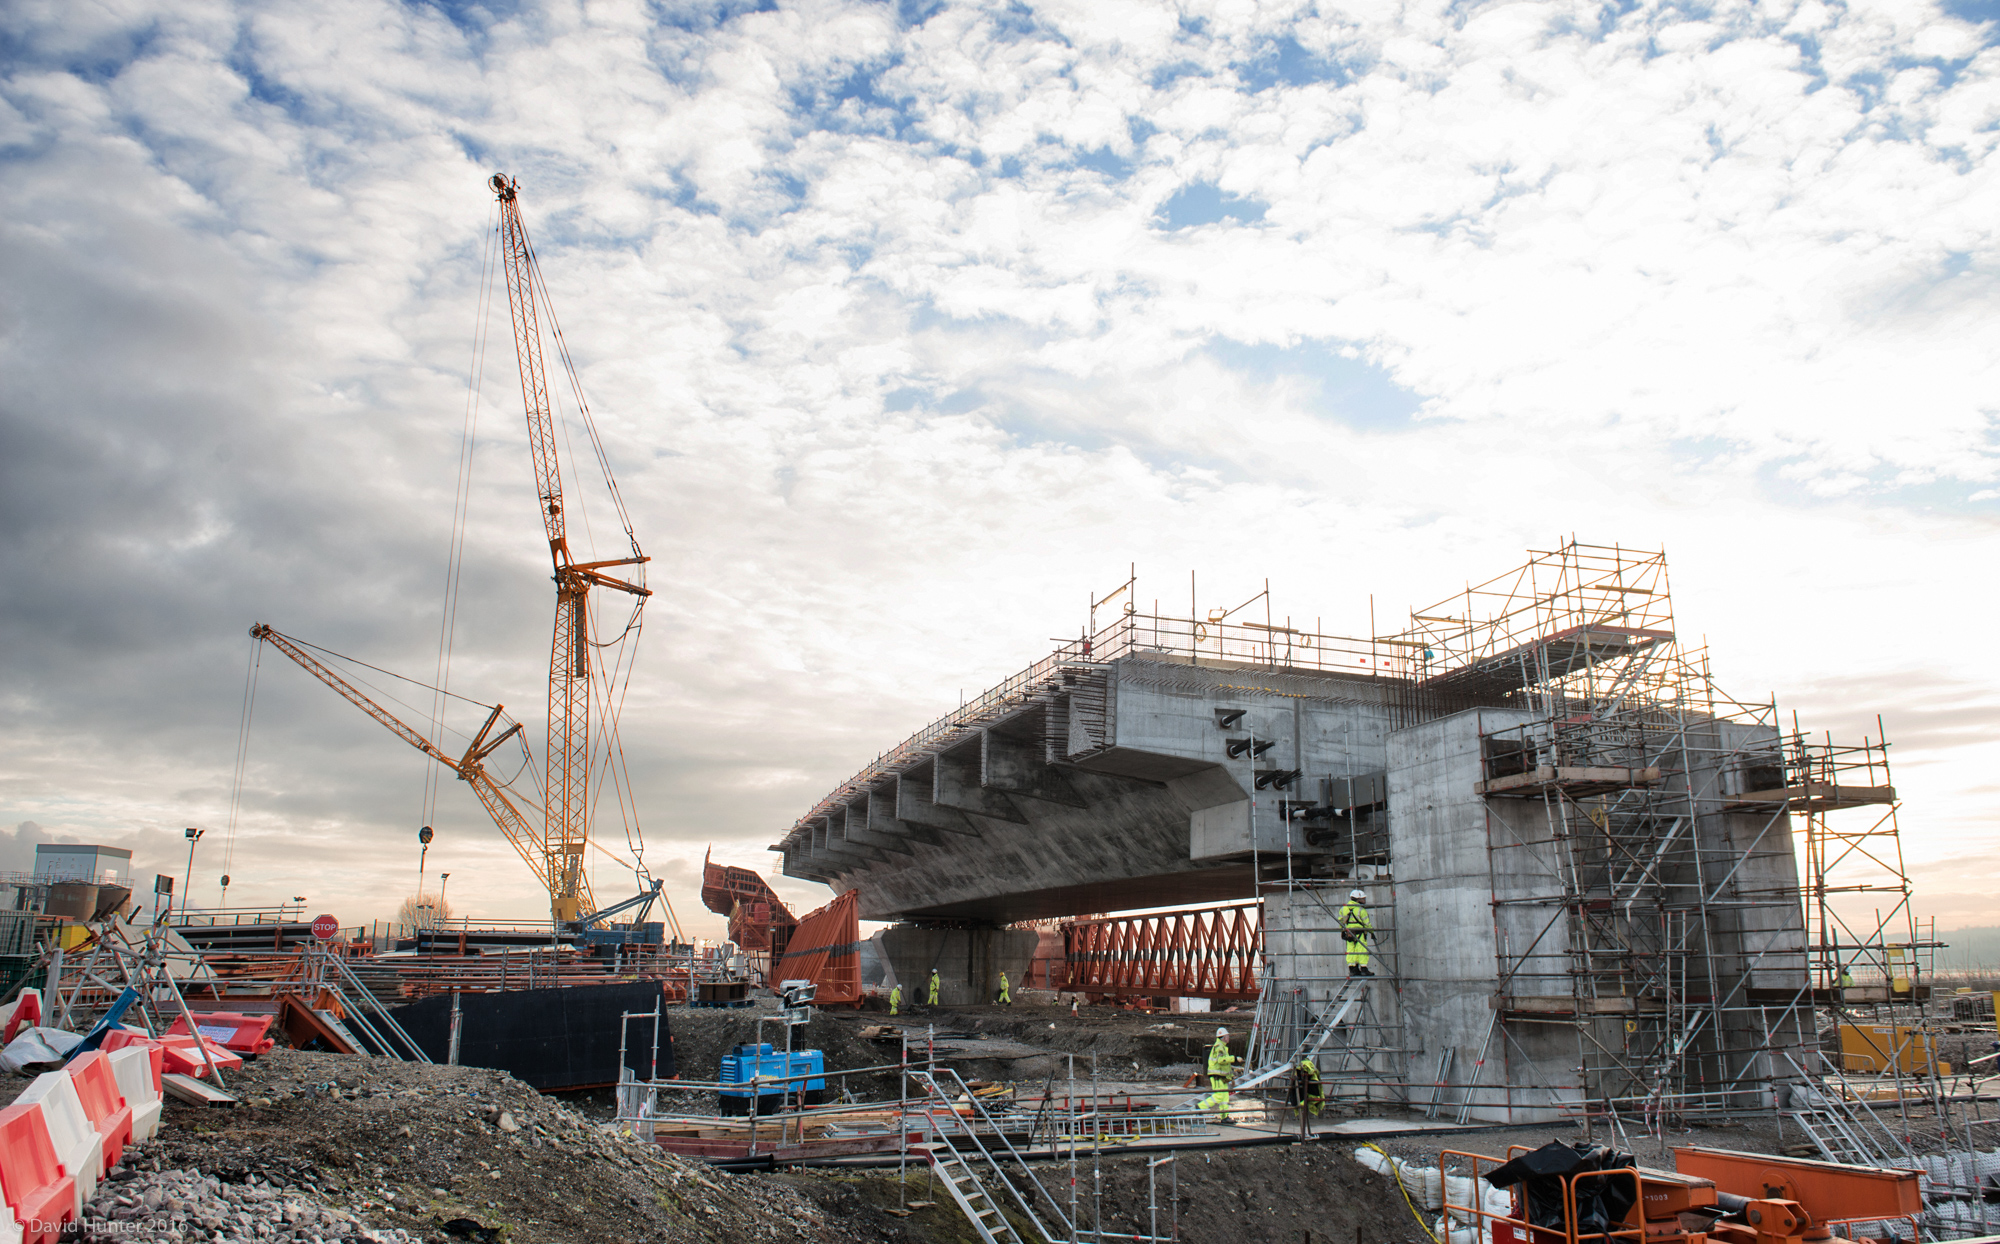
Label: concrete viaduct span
xmin=770 ymin=608 xmax=1418 ymax=1000
xmin=775 ymin=543 xmax=1823 ymax=1124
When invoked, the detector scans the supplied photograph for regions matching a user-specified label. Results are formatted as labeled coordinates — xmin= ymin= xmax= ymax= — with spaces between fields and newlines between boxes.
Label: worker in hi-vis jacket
xmin=1201 ymin=1027 xmax=1238 ymax=1123
xmin=1341 ymin=888 xmax=1376 ymax=977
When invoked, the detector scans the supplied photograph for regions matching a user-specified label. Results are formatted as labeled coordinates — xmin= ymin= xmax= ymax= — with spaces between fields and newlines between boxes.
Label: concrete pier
xmin=878 ymin=925 xmax=1039 ymax=1007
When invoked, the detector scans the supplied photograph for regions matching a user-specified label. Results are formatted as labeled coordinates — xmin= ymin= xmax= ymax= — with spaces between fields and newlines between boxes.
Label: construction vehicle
xmin=564 ymin=879 xmax=675 ymax=953
xmin=1434 ymin=1142 xmax=1924 ymax=1244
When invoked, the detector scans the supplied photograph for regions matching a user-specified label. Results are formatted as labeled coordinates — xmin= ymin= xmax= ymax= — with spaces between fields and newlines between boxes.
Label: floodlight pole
xmin=180 ymin=828 xmax=204 ymax=920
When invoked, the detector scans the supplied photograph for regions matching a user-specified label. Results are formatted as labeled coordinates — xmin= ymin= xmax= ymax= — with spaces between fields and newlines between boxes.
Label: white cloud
xmin=0 ymin=0 xmax=1994 ymax=933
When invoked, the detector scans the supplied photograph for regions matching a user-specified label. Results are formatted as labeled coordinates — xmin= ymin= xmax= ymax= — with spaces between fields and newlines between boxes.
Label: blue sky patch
xmin=1073 ymin=146 xmax=1133 ymax=179
xmin=1236 ymin=35 xmax=1344 ymax=91
xmin=1208 ymin=340 xmax=1423 ymax=430
xmin=1158 ymin=183 xmax=1267 ymax=229
xmin=1938 ymin=0 xmax=2000 ymax=25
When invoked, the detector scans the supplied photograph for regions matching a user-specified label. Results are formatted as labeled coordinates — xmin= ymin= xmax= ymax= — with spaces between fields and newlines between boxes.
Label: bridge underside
xmin=892 ymin=862 xmax=1265 ymax=924
xmin=774 ymin=656 xmax=1406 ymax=924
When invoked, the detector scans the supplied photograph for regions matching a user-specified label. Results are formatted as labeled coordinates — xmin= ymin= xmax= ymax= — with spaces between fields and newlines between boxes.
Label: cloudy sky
xmin=2 ymin=0 xmax=1995 ymax=942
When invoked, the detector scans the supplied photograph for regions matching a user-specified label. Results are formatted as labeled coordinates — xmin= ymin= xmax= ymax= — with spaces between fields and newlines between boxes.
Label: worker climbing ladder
xmin=907 ymin=1067 xmax=1070 ymax=1244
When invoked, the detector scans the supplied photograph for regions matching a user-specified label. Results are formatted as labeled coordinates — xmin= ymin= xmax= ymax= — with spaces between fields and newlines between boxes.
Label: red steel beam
xmin=1060 ymin=901 xmax=1261 ymax=1001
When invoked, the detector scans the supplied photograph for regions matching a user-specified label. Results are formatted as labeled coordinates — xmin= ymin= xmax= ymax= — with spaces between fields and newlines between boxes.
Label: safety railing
xmin=1441 ymin=1148 xmax=1650 ymax=1244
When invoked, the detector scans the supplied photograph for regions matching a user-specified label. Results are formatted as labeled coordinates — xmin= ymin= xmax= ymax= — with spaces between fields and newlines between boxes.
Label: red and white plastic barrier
xmin=103 ymin=1026 xmax=241 ymax=1077
xmin=14 ymin=1072 xmax=101 ymax=1216
xmin=0 ymin=1100 xmax=77 ymax=1244
xmin=0 ymin=1025 xmax=188 ymax=1242
xmin=106 ymin=1046 xmax=163 ymax=1141
xmin=65 ymin=1053 xmax=133 ymax=1171
xmin=0 ymin=990 xmax=41 ymax=1045
xmin=164 ymin=1012 xmax=276 ymax=1058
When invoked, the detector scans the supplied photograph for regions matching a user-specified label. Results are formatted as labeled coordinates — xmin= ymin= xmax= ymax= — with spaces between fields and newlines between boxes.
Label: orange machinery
xmin=1444 ymin=1144 xmax=1923 ymax=1244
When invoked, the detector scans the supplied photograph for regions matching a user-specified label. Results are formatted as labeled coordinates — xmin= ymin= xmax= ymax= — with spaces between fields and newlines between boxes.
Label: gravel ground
xmin=8 ymin=1000 xmax=1990 ymax=1244
xmin=62 ymin=1048 xmax=904 ymax=1244
xmin=71 ymin=1160 xmax=423 ymax=1244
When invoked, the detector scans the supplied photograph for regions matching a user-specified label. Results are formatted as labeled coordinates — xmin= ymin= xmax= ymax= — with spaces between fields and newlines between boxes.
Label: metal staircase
xmin=908 ymin=1067 xmax=1070 ymax=1244
xmin=1780 ymin=1054 xmax=1917 ymax=1168
xmin=916 ymin=1139 xmax=1026 ymax=1244
xmin=1238 ymin=976 xmax=1371 ymax=1090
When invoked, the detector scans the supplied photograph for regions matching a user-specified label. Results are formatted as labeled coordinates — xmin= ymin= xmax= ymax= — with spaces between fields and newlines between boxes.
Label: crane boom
xmin=489 ymin=173 xmax=650 ymax=923
xmin=248 ymin=623 xmax=551 ymax=903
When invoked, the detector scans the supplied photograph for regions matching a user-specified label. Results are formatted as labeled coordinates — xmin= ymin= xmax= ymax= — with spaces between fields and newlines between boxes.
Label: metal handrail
xmin=913 ymin=1066 xmax=1072 ymax=1243
xmin=316 ymin=946 xmax=430 ymax=1062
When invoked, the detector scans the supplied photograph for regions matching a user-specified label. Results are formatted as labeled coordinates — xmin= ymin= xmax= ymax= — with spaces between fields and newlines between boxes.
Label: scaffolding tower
xmin=1394 ymin=541 xmax=1823 ymax=1123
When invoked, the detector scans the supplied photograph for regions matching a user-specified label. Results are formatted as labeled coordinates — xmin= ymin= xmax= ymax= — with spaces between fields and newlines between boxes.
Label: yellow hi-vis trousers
xmin=1200 ymin=1075 xmax=1233 ymax=1121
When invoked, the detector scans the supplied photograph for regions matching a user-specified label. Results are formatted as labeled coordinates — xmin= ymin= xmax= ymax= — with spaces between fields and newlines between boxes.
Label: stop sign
xmin=310 ymin=914 xmax=339 ymax=941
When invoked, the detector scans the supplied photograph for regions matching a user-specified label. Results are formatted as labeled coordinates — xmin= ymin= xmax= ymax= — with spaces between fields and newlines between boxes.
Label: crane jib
xmin=487 ymin=172 xmax=651 ymax=925
xmin=248 ymin=623 xmax=551 ymax=896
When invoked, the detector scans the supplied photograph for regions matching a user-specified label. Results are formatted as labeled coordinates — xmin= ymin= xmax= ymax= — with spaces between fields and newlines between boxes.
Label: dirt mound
xmin=138 ymin=1048 xmax=856 ymax=1244
xmin=1089 ymin=1143 xmax=1417 ymax=1244
xmin=773 ymin=1143 xmax=1419 ymax=1244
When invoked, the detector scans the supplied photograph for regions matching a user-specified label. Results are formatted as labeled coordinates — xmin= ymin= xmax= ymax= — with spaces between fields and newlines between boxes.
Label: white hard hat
xmin=1216 ymin=1026 xmax=1231 ymax=1038
xmin=1349 ymin=888 xmax=1367 ymax=901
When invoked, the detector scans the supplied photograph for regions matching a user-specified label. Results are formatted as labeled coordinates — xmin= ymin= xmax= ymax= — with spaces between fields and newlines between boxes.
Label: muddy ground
xmin=8 ymin=1000 xmax=1989 ymax=1244
xmin=0 ymin=1043 xmax=1440 ymax=1244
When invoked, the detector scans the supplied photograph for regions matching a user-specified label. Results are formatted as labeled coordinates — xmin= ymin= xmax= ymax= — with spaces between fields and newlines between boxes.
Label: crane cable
xmin=522 ymin=227 xmax=640 ymax=551
xmin=517 ymin=199 xmax=650 ymax=896
xmin=273 ymin=630 xmax=500 ymax=712
xmin=221 ymin=635 xmax=265 ymax=890
xmin=426 ymin=202 xmax=501 ymax=831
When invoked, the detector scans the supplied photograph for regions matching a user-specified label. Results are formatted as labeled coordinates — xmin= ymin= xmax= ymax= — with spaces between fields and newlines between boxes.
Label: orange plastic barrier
xmin=64 ymin=1054 xmax=133 ymax=1171
xmin=164 ymin=1012 xmax=276 ymax=1058
xmin=1 ymin=991 xmax=40 ymax=1044
xmin=0 ymin=1101 xmax=77 ymax=1244
xmin=158 ymin=1035 xmax=243 ymax=1077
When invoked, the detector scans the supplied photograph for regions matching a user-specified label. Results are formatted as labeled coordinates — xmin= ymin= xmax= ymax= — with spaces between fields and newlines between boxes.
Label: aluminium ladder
xmin=914 ymin=1140 xmax=1025 ymax=1244
xmin=907 ymin=1067 xmax=1070 ymax=1244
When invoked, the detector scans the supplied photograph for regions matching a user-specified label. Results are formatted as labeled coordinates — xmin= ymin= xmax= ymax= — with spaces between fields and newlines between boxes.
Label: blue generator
xmin=718 ymin=1042 xmax=825 ymax=1116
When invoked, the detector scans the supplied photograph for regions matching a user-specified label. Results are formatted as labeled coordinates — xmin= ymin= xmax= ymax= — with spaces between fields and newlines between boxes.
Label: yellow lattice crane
xmin=489 ymin=173 xmax=652 ymax=923
xmin=251 ymin=176 xmax=653 ymax=925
